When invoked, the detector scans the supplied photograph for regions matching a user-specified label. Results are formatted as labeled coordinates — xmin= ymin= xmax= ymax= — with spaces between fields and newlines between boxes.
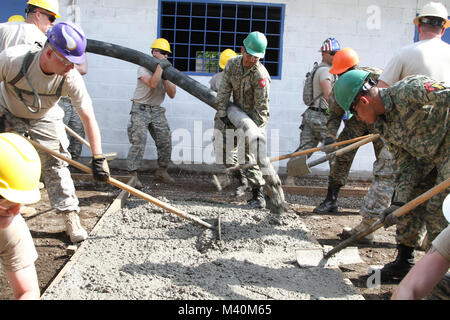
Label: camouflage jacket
xmin=375 ymin=75 xmax=449 ymax=203
xmin=327 ymin=66 xmax=383 ymax=136
xmin=216 ymin=55 xmax=271 ymax=127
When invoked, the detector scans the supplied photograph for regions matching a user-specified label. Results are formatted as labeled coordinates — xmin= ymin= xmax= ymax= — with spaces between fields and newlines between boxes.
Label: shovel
xmin=212 ymin=134 xmax=374 ymax=191
xmin=287 ymin=134 xmax=380 ymax=177
xmin=296 ymin=177 xmax=450 ymax=267
xmin=26 ymin=137 xmax=216 ymax=231
xmin=64 ymin=124 xmax=117 ymax=161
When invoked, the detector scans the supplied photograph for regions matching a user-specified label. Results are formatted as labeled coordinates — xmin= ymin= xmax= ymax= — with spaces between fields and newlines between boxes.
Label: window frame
xmin=158 ymin=0 xmax=285 ymax=79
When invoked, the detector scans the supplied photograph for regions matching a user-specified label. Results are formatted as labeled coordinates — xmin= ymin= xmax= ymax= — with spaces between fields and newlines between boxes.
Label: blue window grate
xmin=158 ymin=0 xmax=285 ymax=79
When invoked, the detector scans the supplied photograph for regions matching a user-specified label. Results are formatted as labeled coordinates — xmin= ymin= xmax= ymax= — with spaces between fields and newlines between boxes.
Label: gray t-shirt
xmin=132 ymin=66 xmax=166 ymax=106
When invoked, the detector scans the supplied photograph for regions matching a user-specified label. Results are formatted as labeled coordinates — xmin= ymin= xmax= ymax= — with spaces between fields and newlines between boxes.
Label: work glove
xmin=158 ymin=59 xmax=172 ymax=70
xmin=91 ymin=154 xmax=110 ymax=182
xmin=382 ymin=202 xmax=405 ymax=228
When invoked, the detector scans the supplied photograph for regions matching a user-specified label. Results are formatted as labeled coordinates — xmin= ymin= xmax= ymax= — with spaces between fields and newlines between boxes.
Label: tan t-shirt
xmin=0 ymin=21 xmax=46 ymax=52
xmin=379 ymin=38 xmax=450 ymax=86
xmin=312 ymin=62 xmax=334 ymax=108
xmin=0 ymin=214 xmax=38 ymax=272
xmin=0 ymin=44 xmax=93 ymax=119
xmin=432 ymin=225 xmax=450 ymax=262
xmin=131 ymin=66 xmax=166 ymax=106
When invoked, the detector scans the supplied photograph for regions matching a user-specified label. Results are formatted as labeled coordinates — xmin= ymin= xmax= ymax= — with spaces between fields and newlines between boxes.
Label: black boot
xmin=247 ymin=187 xmax=266 ymax=209
xmin=313 ymin=184 xmax=341 ymax=213
xmin=232 ymin=170 xmax=249 ymax=197
xmin=380 ymin=244 xmax=415 ymax=280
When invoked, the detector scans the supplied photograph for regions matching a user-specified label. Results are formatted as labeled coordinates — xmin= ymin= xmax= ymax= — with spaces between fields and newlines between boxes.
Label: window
xmin=159 ymin=0 xmax=285 ymax=79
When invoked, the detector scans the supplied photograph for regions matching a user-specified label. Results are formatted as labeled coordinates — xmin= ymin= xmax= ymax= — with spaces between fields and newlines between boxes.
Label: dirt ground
xmin=0 ymin=168 xmax=424 ymax=300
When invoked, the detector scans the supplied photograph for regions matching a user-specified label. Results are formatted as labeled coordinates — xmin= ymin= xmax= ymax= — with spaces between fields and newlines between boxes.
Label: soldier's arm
xmin=326 ymin=96 xmax=343 ymax=138
xmin=251 ymin=75 xmax=270 ymax=127
xmin=215 ymin=66 xmax=233 ymax=118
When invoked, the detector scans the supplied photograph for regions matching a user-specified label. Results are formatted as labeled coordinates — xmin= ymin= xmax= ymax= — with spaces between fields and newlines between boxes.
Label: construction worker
xmin=7 ymin=15 xmax=25 ymax=22
xmin=210 ymin=49 xmax=250 ymax=197
xmin=334 ymin=70 xmax=449 ymax=281
xmin=374 ymin=1 xmax=450 ymax=279
xmin=126 ymin=38 xmax=177 ymax=187
xmin=312 ymin=48 xmax=396 ymax=244
xmin=215 ymin=31 xmax=270 ymax=209
xmin=0 ymin=0 xmax=60 ymax=51
xmin=0 ymin=21 xmax=110 ymax=244
xmin=0 ymin=132 xmax=42 ymax=299
xmin=285 ymin=37 xmax=341 ymax=186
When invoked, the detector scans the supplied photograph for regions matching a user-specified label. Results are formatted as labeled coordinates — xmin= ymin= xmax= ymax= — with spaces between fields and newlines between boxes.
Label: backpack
xmin=302 ymin=62 xmax=323 ymax=106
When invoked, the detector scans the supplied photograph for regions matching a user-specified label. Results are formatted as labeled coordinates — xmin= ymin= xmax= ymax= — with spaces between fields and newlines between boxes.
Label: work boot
xmin=20 ymin=206 xmax=37 ymax=218
xmin=380 ymin=244 xmax=415 ymax=280
xmin=284 ymin=175 xmax=296 ymax=186
xmin=232 ymin=169 xmax=249 ymax=197
xmin=247 ymin=187 xmax=266 ymax=209
xmin=64 ymin=211 xmax=88 ymax=243
xmin=129 ymin=171 xmax=143 ymax=189
xmin=155 ymin=167 xmax=175 ymax=184
xmin=340 ymin=217 xmax=377 ymax=244
xmin=313 ymin=184 xmax=341 ymax=213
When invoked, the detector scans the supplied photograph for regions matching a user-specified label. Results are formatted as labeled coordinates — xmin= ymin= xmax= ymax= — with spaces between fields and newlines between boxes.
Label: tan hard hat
xmin=414 ymin=2 xmax=449 ymax=29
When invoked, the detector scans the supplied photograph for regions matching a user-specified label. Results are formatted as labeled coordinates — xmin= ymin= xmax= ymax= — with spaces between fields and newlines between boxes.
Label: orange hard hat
xmin=329 ymin=48 xmax=360 ymax=75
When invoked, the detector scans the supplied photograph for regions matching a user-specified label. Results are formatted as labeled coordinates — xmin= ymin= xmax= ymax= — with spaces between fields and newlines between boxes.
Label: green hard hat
xmin=243 ymin=31 xmax=267 ymax=58
xmin=334 ymin=70 xmax=371 ymax=117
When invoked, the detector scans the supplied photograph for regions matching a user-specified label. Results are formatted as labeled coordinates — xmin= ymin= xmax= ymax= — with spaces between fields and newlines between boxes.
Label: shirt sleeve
xmin=215 ymin=64 xmax=233 ymax=118
xmin=326 ymin=92 xmax=344 ymax=136
xmin=250 ymin=74 xmax=270 ymax=127
xmin=64 ymin=70 xmax=94 ymax=111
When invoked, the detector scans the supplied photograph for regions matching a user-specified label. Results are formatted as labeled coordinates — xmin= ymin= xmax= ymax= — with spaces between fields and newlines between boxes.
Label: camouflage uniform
xmin=215 ymin=55 xmax=271 ymax=188
xmin=375 ymin=75 xmax=449 ymax=249
xmin=126 ymin=103 xmax=172 ymax=171
xmin=59 ymin=96 xmax=85 ymax=160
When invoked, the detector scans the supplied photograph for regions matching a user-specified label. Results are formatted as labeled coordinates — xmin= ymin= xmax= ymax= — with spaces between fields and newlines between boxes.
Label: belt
xmin=138 ymin=103 xmax=158 ymax=110
xmin=309 ymin=106 xmax=327 ymax=114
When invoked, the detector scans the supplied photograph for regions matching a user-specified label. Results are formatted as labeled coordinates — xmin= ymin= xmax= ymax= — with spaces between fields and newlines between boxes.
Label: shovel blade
xmin=296 ymin=246 xmax=363 ymax=268
xmin=287 ymin=155 xmax=310 ymax=177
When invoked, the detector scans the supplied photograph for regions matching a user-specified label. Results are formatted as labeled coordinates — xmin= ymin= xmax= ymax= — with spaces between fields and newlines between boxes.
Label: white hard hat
xmin=414 ymin=2 xmax=449 ymax=29
xmin=443 ymin=193 xmax=450 ymax=223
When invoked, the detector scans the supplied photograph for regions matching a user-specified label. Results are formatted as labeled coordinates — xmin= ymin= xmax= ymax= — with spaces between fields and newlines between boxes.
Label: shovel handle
xmin=324 ymin=177 xmax=450 ymax=259
xmin=64 ymin=124 xmax=90 ymax=148
xmin=26 ymin=137 xmax=216 ymax=230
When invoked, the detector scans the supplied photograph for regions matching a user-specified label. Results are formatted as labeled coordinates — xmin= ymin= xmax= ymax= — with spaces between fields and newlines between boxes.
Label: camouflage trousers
xmin=360 ymin=146 xmax=396 ymax=219
xmin=0 ymin=103 xmax=79 ymax=213
xmin=295 ymin=108 xmax=328 ymax=156
xmin=213 ymin=116 xmax=265 ymax=188
xmin=59 ymin=97 xmax=85 ymax=160
xmin=395 ymin=140 xmax=449 ymax=249
xmin=127 ymin=102 xmax=172 ymax=171
xmin=329 ymin=116 xmax=385 ymax=187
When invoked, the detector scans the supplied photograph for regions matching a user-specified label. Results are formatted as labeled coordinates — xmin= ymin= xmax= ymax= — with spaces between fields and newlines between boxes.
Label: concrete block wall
xmin=58 ymin=0 xmax=449 ymax=176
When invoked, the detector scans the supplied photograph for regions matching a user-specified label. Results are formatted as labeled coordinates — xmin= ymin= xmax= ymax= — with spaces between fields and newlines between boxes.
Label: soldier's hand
xmin=382 ymin=202 xmax=404 ymax=228
xmin=158 ymin=59 xmax=172 ymax=70
xmin=219 ymin=116 xmax=233 ymax=127
xmin=324 ymin=136 xmax=336 ymax=146
xmin=91 ymin=154 xmax=110 ymax=182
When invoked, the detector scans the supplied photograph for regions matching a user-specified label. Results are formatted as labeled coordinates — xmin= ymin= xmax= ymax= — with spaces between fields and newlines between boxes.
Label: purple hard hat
xmin=46 ymin=21 xmax=87 ymax=64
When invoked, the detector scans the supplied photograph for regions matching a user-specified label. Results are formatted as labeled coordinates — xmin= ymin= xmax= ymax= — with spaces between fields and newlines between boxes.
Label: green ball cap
xmin=334 ymin=70 xmax=371 ymax=116
xmin=243 ymin=31 xmax=267 ymax=58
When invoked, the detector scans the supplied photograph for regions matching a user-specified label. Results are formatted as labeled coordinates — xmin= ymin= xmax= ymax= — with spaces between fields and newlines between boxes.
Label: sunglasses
xmin=155 ymin=49 xmax=170 ymax=56
xmin=420 ymin=17 xmax=444 ymax=27
xmin=49 ymin=45 xmax=74 ymax=67
xmin=35 ymin=10 xmax=56 ymax=23
xmin=349 ymin=77 xmax=377 ymax=114
xmin=328 ymin=51 xmax=337 ymax=56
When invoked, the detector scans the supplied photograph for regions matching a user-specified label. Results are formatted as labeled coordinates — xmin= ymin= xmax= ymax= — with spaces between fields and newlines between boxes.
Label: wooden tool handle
xmin=64 ymin=124 xmax=90 ymax=148
xmin=26 ymin=137 xmax=215 ymax=230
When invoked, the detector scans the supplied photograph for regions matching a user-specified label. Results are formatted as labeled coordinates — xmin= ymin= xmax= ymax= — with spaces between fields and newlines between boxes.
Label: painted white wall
xmin=59 ymin=0 xmax=449 ymax=176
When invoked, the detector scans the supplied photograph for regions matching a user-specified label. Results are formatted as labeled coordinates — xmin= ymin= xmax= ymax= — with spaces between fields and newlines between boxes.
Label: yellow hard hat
xmin=0 ymin=133 xmax=41 ymax=204
xmin=414 ymin=2 xmax=449 ymax=29
xmin=8 ymin=15 xmax=25 ymax=22
xmin=151 ymin=38 xmax=172 ymax=53
xmin=219 ymin=49 xmax=237 ymax=70
xmin=27 ymin=0 xmax=61 ymax=18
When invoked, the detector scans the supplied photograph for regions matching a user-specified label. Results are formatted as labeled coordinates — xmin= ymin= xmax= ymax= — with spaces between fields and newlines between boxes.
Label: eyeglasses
xmin=349 ymin=77 xmax=377 ymax=114
xmin=34 ymin=10 xmax=56 ymax=23
xmin=49 ymin=45 xmax=74 ymax=67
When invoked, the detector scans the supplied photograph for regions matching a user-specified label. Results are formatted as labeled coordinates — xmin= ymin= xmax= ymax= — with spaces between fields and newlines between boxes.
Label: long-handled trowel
xmin=296 ymin=177 xmax=450 ymax=268
xmin=287 ymin=134 xmax=380 ymax=177
xmin=212 ymin=134 xmax=374 ymax=191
